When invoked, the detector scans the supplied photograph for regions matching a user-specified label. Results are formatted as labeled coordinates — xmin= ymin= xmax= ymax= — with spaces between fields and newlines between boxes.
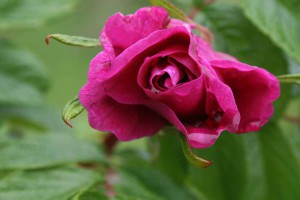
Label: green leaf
xmin=46 ymin=34 xmax=101 ymax=48
xmin=114 ymin=148 xmax=198 ymax=200
xmin=149 ymin=0 xmax=214 ymax=43
xmin=114 ymin=170 xmax=165 ymax=200
xmin=0 ymin=166 xmax=102 ymax=200
xmin=188 ymin=133 xmax=248 ymax=200
xmin=115 ymin=168 xmax=198 ymax=200
xmin=0 ymin=105 xmax=69 ymax=131
xmin=185 ymin=4 xmax=300 ymax=200
xmin=0 ymin=0 xmax=13 ymax=9
xmin=62 ymin=97 xmax=85 ymax=128
xmin=72 ymin=190 xmax=108 ymax=200
xmin=0 ymin=40 xmax=48 ymax=91
xmin=149 ymin=0 xmax=188 ymax=21
xmin=0 ymin=40 xmax=48 ymax=106
xmin=188 ymin=122 xmax=300 ymax=200
xmin=149 ymin=128 xmax=188 ymax=183
xmin=277 ymin=74 xmax=300 ymax=85
xmin=0 ymin=73 xmax=43 ymax=106
xmin=0 ymin=0 xmax=81 ymax=31
xmin=71 ymin=184 xmax=145 ymax=200
xmin=256 ymin=123 xmax=300 ymax=200
xmin=240 ymin=0 xmax=300 ymax=64
xmin=0 ymin=132 xmax=105 ymax=170
xmin=197 ymin=2 xmax=290 ymax=119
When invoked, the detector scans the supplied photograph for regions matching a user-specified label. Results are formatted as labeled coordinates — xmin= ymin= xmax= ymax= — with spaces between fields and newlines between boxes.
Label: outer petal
xmin=184 ymin=75 xmax=240 ymax=148
xmin=211 ymin=60 xmax=280 ymax=133
xmin=101 ymin=7 xmax=169 ymax=55
xmin=182 ymin=34 xmax=240 ymax=148
xmin=79 ymin=56 xmax=165 ymax=141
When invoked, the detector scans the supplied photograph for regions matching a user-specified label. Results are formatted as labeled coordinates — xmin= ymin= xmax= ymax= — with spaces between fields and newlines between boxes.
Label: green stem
xmin=277 ymin=74 xmax=300 ymax=85
xmin=179 ymin=133 xmax=213 ymax=168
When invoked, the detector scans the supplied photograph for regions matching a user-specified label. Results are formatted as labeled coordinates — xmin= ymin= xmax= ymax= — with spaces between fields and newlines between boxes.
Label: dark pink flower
xmin=79 ymin=7 xmax=280 ymax=148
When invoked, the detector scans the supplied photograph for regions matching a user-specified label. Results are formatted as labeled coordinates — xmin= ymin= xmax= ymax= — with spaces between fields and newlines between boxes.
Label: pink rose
xmin=79 ymin=7 xmax=280 ymax=148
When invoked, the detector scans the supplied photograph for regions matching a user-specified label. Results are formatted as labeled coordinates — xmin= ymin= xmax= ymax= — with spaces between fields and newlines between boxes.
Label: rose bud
xmin=79 ymin=7 xmax=280 ymax=148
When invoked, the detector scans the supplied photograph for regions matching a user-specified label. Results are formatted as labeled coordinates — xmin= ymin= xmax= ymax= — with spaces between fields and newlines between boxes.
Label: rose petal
xmin=150 ymin=64 xmax=184 ymax=89
xmin=102 ymin=26 xmax=191 ymax=104
xmin=145 ymin=77 xmax=206 ymax=119
xmin=79 ymin=82 xmax=165 ymax=141
xmin=211 ymin=60 xmax=280 ymax=132
xmin=168 ymin=53 xmax=200 ymax=77
xmin=80 ymin=27 xmax=191 ymax=141
xmin=101 ymin=7 xmax=169 ymax=55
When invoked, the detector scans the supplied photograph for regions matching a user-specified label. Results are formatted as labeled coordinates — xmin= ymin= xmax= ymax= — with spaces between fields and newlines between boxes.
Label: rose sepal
xmin=149 ymin=0 xmax=213 ymax=43
xmin=179 ymin=133 xmax=213 ymax=168
xmin=46 ymin=34 xmax=101 ymax=48
xmin=277 ymin=74 xmax=300 ymax=85
xmin=62 ymin=97 xmax=85 ymax=128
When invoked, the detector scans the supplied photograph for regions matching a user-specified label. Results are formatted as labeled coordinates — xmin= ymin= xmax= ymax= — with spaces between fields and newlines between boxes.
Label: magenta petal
xmin=187 ymin=128 xmax=222 ymax=148
xmin=211 ymin=60 xmax=280 ymax=133
xmin=80 ymin=27 xmax=191 ymax=141
xmin=101 ymin=27 xmax=191 ymax=104
xmin=101 ymin=7 xmax=169 ymax=55
xmin=169 ymin=53 xmax=200 ymax=77
xmin=144 ymin=77 xmax=206 ymax=119
xmin=144 ymin=99 xmax=222 ymax=149
xmin=79 ymin=82 xmax=165 ymax=141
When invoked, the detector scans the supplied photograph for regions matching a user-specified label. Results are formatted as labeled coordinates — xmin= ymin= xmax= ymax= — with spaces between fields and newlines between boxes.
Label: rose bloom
xmin=79 ymin=7 xmax=280 ymax=148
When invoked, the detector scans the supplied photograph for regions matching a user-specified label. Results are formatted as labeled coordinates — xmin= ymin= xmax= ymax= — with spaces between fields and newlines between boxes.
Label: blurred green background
xmin=1 ymin=0 xmax=300 ymax=200
xmin=8 ymin=0 xmax=148 ymax=108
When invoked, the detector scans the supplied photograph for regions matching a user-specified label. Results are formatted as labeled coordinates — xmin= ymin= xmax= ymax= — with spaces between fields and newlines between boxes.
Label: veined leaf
xmin=114 ymin=148 xmax=198 ymax=200
xmin=188 ymin=122 xmax=300 ymax=200
xmin=115 ymin=168 xmax=198 ymax=200
xmin=197 ymin=2 xmax=290 ymax=119
xmin=0 ymin=73 xmax=43 ymax=106
xmin=46 ymin=34 xmax=101 ymax=48
xmin=0 ymin=132 xmax=105 ymax=170
xmin=149 ymin=0 xmax=188 ymax=21
xmin=240 ymin=0 xmax=300 ymax=64
xmin=0 ymin=105 xmax=68 ymax=131
xmin=0 ymin=40 xmax=48 ymax=106
xmin=0 ymin=166 xmax=102 ymax=200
